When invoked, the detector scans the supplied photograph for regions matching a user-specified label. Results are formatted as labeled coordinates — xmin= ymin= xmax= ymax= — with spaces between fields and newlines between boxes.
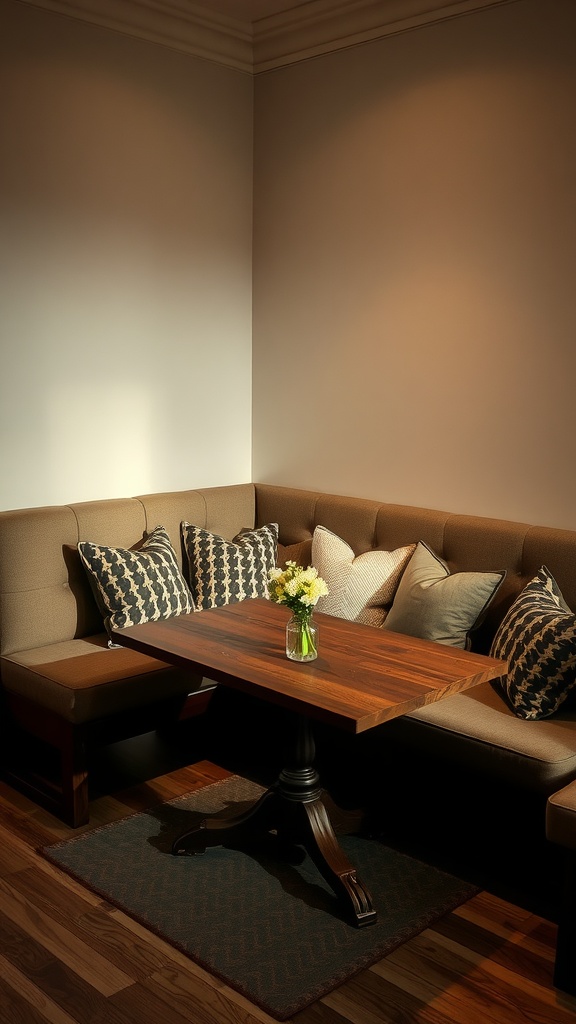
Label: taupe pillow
xmin=382 ymin=541 xmax=505 ymax=648
xmin=311 ymin=526 xmax=415 ymax=627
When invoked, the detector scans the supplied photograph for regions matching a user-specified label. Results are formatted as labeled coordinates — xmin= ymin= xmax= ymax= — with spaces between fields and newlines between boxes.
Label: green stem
xmin=297 ymin=616 xmax=316 ymax=657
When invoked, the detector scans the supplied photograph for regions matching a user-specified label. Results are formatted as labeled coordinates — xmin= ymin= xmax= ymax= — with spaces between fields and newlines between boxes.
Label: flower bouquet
xmin=268 ymin=561 xmax=329 ymax=661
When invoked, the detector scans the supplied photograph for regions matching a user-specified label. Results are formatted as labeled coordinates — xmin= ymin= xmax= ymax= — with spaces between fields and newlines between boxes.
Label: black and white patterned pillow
xmin=78 ymin=525 xmax=194 ymax=636
xmin=181 ymin=522 xmax=278 ymax=610
xmin=490 ymin=566 xmax=576 ymax=720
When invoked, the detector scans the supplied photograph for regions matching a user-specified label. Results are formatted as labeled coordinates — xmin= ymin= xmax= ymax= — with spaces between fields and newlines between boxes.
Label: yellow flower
xmin=267 ymin=561 xmax=329 ymax=616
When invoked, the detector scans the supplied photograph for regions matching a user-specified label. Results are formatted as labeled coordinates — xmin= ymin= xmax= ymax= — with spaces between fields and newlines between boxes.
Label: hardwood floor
xmin=0 ymin=728 xmax=575 ymax=1024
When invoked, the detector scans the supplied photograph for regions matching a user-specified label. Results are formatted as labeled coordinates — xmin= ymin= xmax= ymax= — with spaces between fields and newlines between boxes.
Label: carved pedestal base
xmin=172 ymin=716 xmax=376 ymax=927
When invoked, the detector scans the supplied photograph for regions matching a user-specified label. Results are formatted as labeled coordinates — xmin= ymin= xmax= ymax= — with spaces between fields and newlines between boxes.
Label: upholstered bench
xmin=546 ymin=781 xmax=576 ymax=994
xmin=3 ymin=480 xmax=576 ymax=839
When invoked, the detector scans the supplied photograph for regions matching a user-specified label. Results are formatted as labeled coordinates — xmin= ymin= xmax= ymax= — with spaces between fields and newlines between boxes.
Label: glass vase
xmin=286 ymin=612 xmax=318 ymax=662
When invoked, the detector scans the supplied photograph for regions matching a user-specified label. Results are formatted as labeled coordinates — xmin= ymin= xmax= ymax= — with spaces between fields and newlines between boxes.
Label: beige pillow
xmin=311 ymin=526 xmax=415 ymax=627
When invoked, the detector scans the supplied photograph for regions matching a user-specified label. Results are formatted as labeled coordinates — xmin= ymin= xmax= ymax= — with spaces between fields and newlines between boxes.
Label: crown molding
xmin=16 ymin=0 xmax=254 ymax=72
xmin=15 ymin=0 xmax=519 ymax=74
xmin=252 ymin=0 xmax=520 ymax=73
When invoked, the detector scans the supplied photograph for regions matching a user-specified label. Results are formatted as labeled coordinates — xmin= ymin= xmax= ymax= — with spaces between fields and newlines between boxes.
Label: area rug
xmin=43 ymin=776 xmax=478 ymax=1020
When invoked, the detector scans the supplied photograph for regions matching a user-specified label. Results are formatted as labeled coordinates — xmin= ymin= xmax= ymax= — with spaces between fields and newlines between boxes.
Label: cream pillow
xmin=311 ymin=526 xmax=415 ymax=627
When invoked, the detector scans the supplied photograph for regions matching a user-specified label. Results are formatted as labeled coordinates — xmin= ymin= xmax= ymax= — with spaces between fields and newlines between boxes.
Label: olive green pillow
xmin=382 ymin=541 xmax=505 ymax=648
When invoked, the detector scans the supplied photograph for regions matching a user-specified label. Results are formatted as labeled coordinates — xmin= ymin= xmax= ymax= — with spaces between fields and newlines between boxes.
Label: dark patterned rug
xmin=43 ymin=776 xmax=478 ymax=1020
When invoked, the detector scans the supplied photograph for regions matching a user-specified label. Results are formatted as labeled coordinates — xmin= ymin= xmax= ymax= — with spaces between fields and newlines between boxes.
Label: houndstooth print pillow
xmin=181 ymin=522 xmax=278 ymax=610
xmin=78 ymin=525 xmax=194 ymax=636
xmin=490 ymin=566 xmax=576 ymax=720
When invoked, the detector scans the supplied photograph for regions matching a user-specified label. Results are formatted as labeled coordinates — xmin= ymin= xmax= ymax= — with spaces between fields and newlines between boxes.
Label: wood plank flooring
xmin=0 ymin=739 xmax=574 ymax=1024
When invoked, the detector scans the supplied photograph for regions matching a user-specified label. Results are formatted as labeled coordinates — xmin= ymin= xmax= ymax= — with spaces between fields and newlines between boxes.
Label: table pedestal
xmin=172 ymin=716 xmax=376 ymax=927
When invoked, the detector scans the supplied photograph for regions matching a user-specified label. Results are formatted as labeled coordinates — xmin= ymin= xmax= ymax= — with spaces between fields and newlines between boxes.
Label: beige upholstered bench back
xmin=4 ymin=480 xmax=576 ymax=659
xmin=0 ymin=483 xmax=255 ymax=657
xmin=255 ymin=483 xmax=576 ymax=654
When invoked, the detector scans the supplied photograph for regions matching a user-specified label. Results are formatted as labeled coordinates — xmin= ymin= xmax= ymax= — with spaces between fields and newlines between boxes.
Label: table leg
xmin=171 ymin=715 xmax=376 ymax=927
xmin=298 ymin=796 xmax=376 ymax=926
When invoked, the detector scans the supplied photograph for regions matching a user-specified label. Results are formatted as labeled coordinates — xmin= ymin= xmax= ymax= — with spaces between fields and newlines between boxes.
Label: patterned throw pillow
xmin=181 ymin=522 xmax=278 ymax=610
xmin=383 ymin=541 xmax=505 ymax=648
xmin=78 ymin=525 xmax=194 ymax=636
xmin=490 ymin=566 xmax=576 ymax=720
xmin=311 ymin=525 xmax=415 ymax=627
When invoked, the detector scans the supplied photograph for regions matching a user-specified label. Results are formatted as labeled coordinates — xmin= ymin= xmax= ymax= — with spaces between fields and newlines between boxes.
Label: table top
xmin=113 ymin=598 xmax=507 ymax=735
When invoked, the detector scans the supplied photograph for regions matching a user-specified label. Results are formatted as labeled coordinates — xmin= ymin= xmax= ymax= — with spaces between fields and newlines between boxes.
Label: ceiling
xmin=17 ymin=0 xmax=516 ymax=73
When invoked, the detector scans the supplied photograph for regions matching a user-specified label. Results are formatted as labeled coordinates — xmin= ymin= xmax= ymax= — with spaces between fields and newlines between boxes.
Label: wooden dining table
xmin=113 ymin=598 xmax=506 ymax=927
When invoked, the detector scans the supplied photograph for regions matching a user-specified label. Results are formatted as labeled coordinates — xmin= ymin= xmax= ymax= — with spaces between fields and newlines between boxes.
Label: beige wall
xmin=0 ymin=0 xmax=253 ymax=510
xmin=252 ymin=0 xmax=576 ymax=529
xmin=2 ymin=0 xmax=575 ymax=531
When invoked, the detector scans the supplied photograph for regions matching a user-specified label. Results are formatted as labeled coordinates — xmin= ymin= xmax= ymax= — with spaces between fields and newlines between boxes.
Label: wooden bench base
xmin=0 ymin=687 xmax=216 ymax=827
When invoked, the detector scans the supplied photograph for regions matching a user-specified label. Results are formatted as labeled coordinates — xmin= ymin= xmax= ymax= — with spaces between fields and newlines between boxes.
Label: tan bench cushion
xmin=387 ymin=681 xmax=576 ymax=791
xmin=1 ymin=634 xmax=203 ymax=724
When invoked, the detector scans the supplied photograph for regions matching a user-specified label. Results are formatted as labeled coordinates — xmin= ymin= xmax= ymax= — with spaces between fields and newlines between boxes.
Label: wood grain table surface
xmin=113 ymin=597 xmax=507 ymax=734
